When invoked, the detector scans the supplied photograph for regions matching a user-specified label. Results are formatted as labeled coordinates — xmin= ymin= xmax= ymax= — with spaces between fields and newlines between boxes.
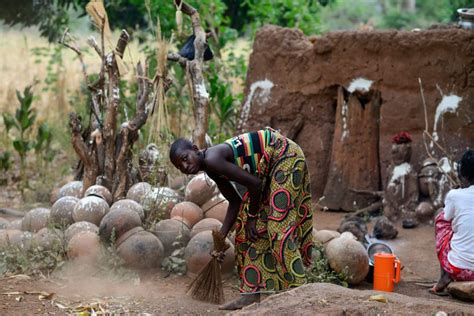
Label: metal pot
xmin=458 ymin=8 xmax=474 ymax=30
xmin=365 ymin=240 xmax=394 ymax=283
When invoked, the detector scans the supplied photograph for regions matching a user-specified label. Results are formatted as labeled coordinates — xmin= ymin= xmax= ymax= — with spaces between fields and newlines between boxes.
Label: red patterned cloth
xmin=435 ymin=211 xmax=474 ymax=280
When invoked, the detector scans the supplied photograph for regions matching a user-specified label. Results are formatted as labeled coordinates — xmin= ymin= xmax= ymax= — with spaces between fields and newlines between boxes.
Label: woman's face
xmin=171 ymin=147 xmax=201 ymax=175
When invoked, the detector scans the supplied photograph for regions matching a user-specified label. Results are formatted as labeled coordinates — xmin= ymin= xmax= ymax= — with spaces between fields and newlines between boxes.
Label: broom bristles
xmin=187 ymin=230 xmax=230 ymax=304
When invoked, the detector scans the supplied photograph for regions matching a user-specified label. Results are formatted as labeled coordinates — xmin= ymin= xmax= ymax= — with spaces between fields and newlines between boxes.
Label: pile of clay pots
xmin=0 ymin=173 xmax=235 ymax=276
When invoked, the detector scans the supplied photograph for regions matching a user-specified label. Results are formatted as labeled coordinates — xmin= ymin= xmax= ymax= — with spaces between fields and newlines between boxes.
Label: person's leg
xmin=432 ymin=211 xmax=454 ymax=293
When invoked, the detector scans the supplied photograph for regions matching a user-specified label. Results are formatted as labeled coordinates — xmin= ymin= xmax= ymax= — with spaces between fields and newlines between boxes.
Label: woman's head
xmin=169 ymin=138 xmax=203 ymax=175
xmin=459 ymin=149 xmax=474 ymax=185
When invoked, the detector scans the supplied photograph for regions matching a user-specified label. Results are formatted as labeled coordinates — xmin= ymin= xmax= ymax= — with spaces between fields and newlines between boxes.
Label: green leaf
xmin=2 ymin=113 xmax=19 ymax=133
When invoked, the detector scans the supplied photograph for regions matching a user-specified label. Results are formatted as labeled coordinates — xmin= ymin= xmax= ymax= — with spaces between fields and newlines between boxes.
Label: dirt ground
xmin=1 ymin=210 xmax=473 ymax=315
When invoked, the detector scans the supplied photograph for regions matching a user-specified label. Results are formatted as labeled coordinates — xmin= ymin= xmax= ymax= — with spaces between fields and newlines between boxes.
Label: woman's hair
xmin=169 ymin=138 xmax=193 ymax=160
xmin=459 ymin=149 xmax=474 ymax=184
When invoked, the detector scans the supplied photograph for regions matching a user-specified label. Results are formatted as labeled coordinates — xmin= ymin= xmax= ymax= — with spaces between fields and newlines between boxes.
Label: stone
xmin=184 ymin=231 xmax=234 ymax=278
xmin=185 ymin=173 xmax=217 ymax=206
xmin=170 ymin=201 xmax=204 ymax=228
xmin=415 ymin=201 xmax=435 ymax=223
xmin=325 ymin=232 xmax=369 ymax=285
xmin=338 ymin=216 xmax=367 ymax=242
xmin=21 ymin=208 xmax=50 ymax=233
xmin=110 ymin=199 xmax=145 ymax=222
xmin=190 ymin=218 xmax=222 ymax=239
xmin=72 ymin=196 xmax=110 ymax=226
xmin=50 ymin=196 xmax=78 ymax=227
xmin=126 ymin=182 xmax=152 ymax=204
xmin=57 ymin=181 xmax=83 ymax=200
xmin=372 ymin=216 xmax=398 ymax=240
xmin=447 ymin=281 xmax=474 ymax=301
xmin=116 ymin=230 xmax=165 ymax=269
xmin=84 ymin=185 xmax=113 ymax=206
xmin=65 ymin=221 xmax=99 ymax=243
xmin=99 ymin=206 xmax=142 ymax=243
xmin=153 ymin=219 xmax=191 ymax=256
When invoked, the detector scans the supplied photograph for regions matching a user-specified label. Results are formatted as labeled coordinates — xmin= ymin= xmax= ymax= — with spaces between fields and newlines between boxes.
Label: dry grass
xmin=0 ymin=25 xmax=146 ymax=126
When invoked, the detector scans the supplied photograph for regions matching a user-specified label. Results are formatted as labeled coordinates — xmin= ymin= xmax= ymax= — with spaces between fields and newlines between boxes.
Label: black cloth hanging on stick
xmin=178 ymin=35 xmax=214 ymax=61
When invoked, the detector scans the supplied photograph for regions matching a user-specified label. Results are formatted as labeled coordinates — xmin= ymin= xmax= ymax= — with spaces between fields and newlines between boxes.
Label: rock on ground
xmin=447 ymin=281 xmax=474 ymax=301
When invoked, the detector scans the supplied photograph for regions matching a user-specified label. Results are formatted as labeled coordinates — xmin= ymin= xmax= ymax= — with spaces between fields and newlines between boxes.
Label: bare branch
xmin=167 ymin=52 xmax=188 ymax=66
xmin=59 ymin=29 xmax=89 ymax=85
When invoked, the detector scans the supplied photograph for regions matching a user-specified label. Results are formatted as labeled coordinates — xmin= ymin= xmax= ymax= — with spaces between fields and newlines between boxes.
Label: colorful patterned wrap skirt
xmin=234 ymin=128 xmax=314 ymax=293
xmin=435 ymin=211 xmax=474 ymax=281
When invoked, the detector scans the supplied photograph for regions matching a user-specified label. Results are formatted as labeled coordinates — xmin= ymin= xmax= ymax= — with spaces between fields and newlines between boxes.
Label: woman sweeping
xmin=170 ymin=127 xmax=314 ymax=310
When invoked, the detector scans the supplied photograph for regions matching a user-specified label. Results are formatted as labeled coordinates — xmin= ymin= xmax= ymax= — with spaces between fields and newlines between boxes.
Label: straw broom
xmin=187 ymin=230 xmax=230 ymax=304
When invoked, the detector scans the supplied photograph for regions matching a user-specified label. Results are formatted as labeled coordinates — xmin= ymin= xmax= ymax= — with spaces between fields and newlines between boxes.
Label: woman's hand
xmin=211 ymin=250 xmax=226 ymax=263
xmin=245 ymin=217 xmax=259 ymax=242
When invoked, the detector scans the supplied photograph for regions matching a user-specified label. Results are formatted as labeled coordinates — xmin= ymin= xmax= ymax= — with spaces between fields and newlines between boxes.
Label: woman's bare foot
xmin=433 ymin=269 xmax=452 ymax=293
xmin=219 ymin=294 xmax=260 ymax=310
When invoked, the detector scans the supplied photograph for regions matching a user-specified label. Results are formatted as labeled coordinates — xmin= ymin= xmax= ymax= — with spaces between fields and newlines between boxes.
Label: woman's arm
xmin=207 ymin=172 xmax=242 ymax=237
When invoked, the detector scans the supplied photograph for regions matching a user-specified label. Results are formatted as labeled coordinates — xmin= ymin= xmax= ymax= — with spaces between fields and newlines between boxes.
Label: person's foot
xmin=432 ymin=269 xmax=452 ymax=293
xmin=218 ymin=294 xmax=260 ymax=310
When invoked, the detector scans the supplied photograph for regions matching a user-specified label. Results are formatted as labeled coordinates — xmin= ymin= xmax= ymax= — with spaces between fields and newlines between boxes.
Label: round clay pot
xmin=65 ymin=221 xmax=99 ymax=243
xmin=22 ymin=208 xmax=51 ymax=233
xmin=142 ymin=187 xmax=183 ymax=219
xmin=168 ymin=174 xmax=187 ymax=190
xmin=116 ymin=230 xmax=164 ymax=270
xmin=416 ymin=201 xmax=435 ymax=222
xmin=84 ymin=185 xmax=113 ymax=206
xmin=99 ymin=207 xmax=142 ymax=243
xmin=32 ymin=228 xmax=64 ymax=251
xmin=185 ymin=173 xmax=217 ymax=206
xmin=9 ymin=230 xmax=33 ymax=250
xmin=0 ymin=217 xmax=9 ymax=229
xmin=184 ymin=231 xmax=235 ymax=278
xmin=190 ymin=218 xmax=222 ymax=239
xmin=51 ymin=196 xmax=79 ymax=227
xmin=313 ymin=230 xmax=340 ymax=247
xmin=204 ymin=200 xmax=228 ymax=223
xmin=72 ymin=196 xmax=110 ymax=226
xmin=170 ymin=201 xmax=203 ymax=228
xmin=153 ymin=219 xmax=191 ymax=256
xmin=58 ymin=181 xmax=83 ymax=200
xmin=6 ymin=219 xmax=23 ymax=230
xmin=111 ymin=199 xmax=145 ymax=222
xmin=0 ymin=230 xmax=32 ymax=250
xmin=170 ymin=216 xmax=192 ymax=229
xmin=67 ymin=231 xmax=102 ymax=262
xmin=126 ymin=182 xmax=152 ymax=204
xmin=325 ymin=232 xmax=369 ymax=285
xmin=201 ymin=194 xmax=226 ymax=212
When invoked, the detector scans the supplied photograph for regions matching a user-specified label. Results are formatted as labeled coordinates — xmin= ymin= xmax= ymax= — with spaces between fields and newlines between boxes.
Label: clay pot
xmin=372 ymin=216 xmax=398 ymax=240
xmin=170 ymin=201 xmax=203 ymax=228
xmin=313 ymin=230 xmax=340 ymax=247
xmin=111 ymin=199 xmax=145 ymax=222
xmin=65 ymin=221 xmax=99 ymax=243
xmin=116 ymin=230 xmax=164 ymax=269
xmin=184 ymin=231 xmax=235 ymax=278
xmin=170 ymin=216 xmax=192 ymax=229
xmin=325 ymin=232 xmax=369 ymax=285
xmin=0 ymin=218 xmax=9 ymax=229
xmin=99 ymin=206 xmax=142 ymax=243
xmin=0 ymin=230 xmax=32 ymax=250
xmin=51 ymin=196 xmax=79 ymax=227
xmin=185 ymin=173 xmax=217 ymax=206
xmin=142 ymin=187 xmax=183 ymax=219
xmin=6 ymin=219 xmax=23 ymax=230
xmin=57 ymin=181 xmax=83 ymax=200
xmin=67 ymin=231 xmax=102 ymax=262
xmin=22 ymin=208 xmax=51 ymax=232
xmin=153 ymin=219 xmax=191 ymax=256
xmin=126 ymin=182 xmax=152 ymax=204
xmin=32 ymin=228 xmax=64 ymax=251
xmin=204 ymin=200 xmax=228 ymax=223
xmin=416 ymin=201 xmax=435 ymax=222
xmin=84 ymin=185 xmax=113 ymax=206
xmin=72 ymin=196 xmax=110 ymax=226
xmin=168 ymin=174 xmax=187 ymax=190
xmin=190 ymin=218 xmax=222 ymax=239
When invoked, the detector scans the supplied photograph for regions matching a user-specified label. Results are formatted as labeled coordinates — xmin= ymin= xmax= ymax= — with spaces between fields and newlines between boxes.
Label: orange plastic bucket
xmin=373 ymin=253 xmax=401 ymax=292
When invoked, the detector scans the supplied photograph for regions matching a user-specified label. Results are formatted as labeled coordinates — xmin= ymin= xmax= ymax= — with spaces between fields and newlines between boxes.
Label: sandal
xmin=429 ymin=287 xmax=449 ymax=297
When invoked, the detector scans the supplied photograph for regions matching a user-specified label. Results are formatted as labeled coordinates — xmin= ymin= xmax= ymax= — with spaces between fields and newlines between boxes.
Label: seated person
xmin=433 ymin=149 xmax=474 ymax=294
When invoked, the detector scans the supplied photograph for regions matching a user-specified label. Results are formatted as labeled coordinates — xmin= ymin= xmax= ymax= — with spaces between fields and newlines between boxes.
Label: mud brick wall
xmin=241 ymin=25 xmax=474 ymax=210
